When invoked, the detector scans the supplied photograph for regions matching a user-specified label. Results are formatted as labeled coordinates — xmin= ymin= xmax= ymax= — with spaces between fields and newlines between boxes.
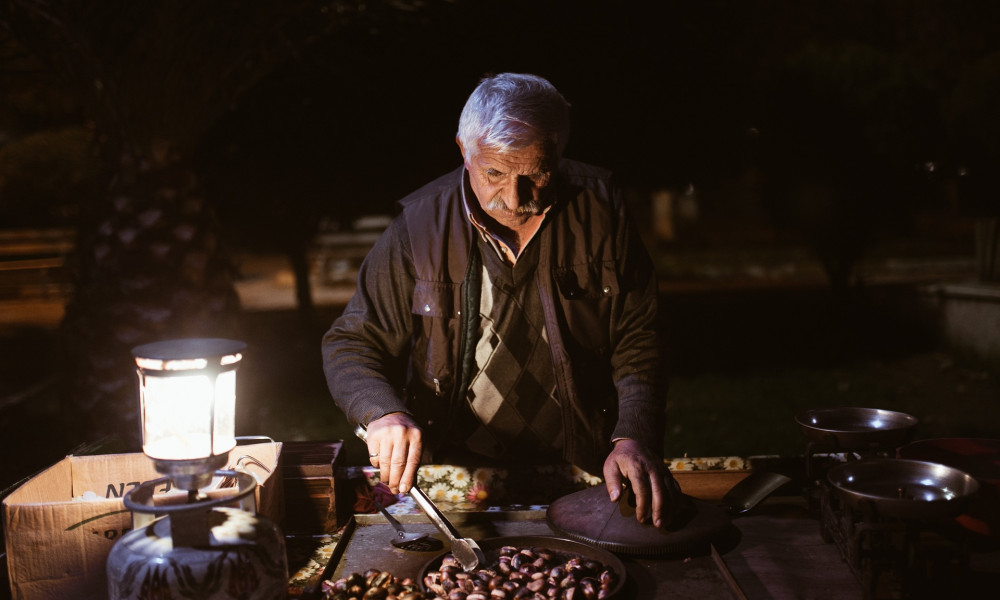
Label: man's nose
xmin=502 ymin=176 xmax=534 ymax=209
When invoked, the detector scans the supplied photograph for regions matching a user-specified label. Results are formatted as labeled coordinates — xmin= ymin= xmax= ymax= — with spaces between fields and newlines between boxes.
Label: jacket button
xmin=602 ymin=286 xmax=612 ymax=295
xmin=424 ymin=304 xmax=431 ymax=313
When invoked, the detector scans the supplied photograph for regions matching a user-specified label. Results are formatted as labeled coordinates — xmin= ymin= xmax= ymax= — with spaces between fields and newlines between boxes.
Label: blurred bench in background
xmin=0 ymin=228 xmax=73 ymax=300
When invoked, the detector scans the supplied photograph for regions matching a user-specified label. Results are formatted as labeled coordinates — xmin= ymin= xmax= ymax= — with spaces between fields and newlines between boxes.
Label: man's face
xmin=460 ymin=139 xmax=557 ymax=229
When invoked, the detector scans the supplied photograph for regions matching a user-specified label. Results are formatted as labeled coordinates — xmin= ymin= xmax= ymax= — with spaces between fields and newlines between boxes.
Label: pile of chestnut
xmin=423 ymin=545 xmax=618 ymax=600
xmin=322 ymin=569 xmax=431 ymax=600
xmin=322 ymin=545 xmax=618 ymax=600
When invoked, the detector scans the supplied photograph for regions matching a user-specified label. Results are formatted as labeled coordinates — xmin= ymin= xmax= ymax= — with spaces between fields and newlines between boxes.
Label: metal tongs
xmin=354 ymin=424 xmax=486 ymax=571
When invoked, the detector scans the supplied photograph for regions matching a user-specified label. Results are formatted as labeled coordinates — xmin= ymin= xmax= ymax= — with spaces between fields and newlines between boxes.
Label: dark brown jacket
xmin=322 ymin=159 xmax=665 ymax=473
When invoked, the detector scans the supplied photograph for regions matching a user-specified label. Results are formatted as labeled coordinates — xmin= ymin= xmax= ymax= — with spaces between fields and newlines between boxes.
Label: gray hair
xmin=457 ymin=72 xmax=571 ymax=158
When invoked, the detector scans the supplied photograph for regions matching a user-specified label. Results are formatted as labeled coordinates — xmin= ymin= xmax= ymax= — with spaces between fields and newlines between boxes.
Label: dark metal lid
xmin=132 ymin=338 xmax=246 ymax=361
xmin=546 ymin=485 xmax=733 ymax=557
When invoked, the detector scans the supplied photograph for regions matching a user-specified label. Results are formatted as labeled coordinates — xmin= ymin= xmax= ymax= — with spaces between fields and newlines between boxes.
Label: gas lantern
xmin=106 ymin=338 xmax=288 ymax=599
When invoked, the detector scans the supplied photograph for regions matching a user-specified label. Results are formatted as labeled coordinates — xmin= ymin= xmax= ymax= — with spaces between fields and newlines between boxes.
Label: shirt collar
xmin=462 ymin=168 xmax=512 ymax=262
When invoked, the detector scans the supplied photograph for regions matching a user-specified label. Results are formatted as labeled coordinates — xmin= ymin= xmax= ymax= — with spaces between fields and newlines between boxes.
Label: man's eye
xmin=486 ymin=170 xmax=503 ymax=179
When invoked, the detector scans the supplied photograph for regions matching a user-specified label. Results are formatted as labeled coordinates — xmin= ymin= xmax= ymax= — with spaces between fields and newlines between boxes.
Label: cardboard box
xmin=2 ymin=441 xmax=283 ymax=600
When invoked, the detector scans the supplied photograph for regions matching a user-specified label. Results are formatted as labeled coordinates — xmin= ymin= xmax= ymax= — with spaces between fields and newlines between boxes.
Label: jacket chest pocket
xmin=553 ymin=261 xmax=619 ymax=300
xmin=552 ymin=261 xmax=619 ymax=351
xmin=411 ymin=280 xmax=462 ymax=395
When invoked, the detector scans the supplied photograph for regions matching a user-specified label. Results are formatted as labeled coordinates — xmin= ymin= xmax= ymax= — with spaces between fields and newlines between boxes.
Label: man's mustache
xmin=486 ymin=196 xmax=546 ymax=216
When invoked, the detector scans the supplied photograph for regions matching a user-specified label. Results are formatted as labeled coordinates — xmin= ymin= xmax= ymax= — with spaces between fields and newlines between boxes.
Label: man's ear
xmin=456 ymin=136 xmax=466 ymax=162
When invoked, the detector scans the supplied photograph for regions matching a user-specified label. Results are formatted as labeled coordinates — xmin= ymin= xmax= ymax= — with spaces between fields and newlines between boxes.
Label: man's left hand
xmin=602 ymin=439 xmax=680 ymax=529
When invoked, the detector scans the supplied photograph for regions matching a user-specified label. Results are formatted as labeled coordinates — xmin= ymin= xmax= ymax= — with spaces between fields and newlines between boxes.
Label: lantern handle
xmin=235 ymin=435 xmax=275 ymax=445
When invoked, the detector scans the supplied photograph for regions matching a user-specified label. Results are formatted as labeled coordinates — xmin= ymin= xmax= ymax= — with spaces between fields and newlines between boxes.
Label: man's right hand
xmin=366 ymin=412 xmax=423 ymax=494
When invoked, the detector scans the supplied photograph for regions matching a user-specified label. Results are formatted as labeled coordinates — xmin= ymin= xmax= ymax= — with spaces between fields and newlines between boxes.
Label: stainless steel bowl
xmin=827 ymin=458 xmax=980 ymax=520
xmin=795 ymin=407 xmax=918 ymax=450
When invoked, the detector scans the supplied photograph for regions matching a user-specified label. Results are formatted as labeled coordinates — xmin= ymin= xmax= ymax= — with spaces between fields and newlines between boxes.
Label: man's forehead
xmin=472 ymin=142 xmax=557 ymax=169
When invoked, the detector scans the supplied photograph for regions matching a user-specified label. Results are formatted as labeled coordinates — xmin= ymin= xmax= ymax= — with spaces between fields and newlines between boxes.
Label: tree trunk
xmin=288 ymin=241 xmax=315 ymax=322
xmin=59 ymin=146 xmax=241 ymax=448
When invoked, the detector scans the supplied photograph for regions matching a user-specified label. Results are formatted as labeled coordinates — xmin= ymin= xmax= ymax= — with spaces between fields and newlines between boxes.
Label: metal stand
xmin=123 ymin=469 xmax=258 ymax=541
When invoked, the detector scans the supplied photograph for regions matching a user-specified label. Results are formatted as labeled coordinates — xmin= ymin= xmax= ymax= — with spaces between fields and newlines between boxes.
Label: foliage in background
xmin=753 ymin=41 xmax=944 ymax=292
xmin=2 ymin=0 xmax=1000 ymax=455
xmin=0 ymin=0 xmax=396 ymax=445
xmin=949 ymin=49 xmax=1000 ymax=219
xmin=0 ymin=127 xmax=99 ymax=226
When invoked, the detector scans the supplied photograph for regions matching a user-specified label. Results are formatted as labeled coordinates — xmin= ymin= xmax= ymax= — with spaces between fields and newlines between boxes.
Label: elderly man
xmin=322 ymin=72 xmax=676 ymax=528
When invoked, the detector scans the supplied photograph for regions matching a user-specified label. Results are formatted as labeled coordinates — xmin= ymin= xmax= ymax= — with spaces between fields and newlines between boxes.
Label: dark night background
xmin=2 ymin=0 xmax=1000 ymax=487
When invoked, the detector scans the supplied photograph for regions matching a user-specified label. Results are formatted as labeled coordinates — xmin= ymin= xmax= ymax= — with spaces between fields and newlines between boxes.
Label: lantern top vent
xmin=132 ymin=338 xmax=246 ymax=370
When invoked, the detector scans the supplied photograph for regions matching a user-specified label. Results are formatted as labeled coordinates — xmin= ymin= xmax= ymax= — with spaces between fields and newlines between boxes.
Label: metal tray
xmin=323 ymin=509 xmax=744 ymax=599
